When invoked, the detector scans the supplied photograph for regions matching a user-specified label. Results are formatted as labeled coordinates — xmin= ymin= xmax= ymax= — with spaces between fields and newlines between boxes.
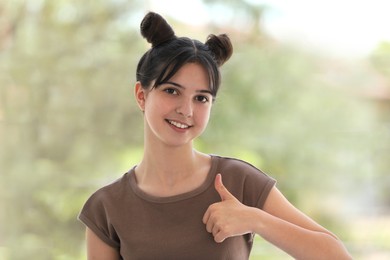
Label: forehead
xmin=169 ymin=63 xmax=209 ymax=88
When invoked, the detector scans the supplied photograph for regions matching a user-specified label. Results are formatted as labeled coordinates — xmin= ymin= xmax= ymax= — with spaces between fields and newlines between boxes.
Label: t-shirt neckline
xmin=128 ymin=155 xmax=218 ymax=203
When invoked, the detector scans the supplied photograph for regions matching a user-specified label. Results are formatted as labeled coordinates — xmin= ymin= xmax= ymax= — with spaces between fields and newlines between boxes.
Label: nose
xmin=175 ymin=98 xmax=193 ymax=118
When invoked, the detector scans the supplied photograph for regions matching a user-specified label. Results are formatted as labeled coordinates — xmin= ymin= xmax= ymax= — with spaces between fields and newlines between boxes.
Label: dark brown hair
xmin=136 ymin=12 xmax=233 ymax=98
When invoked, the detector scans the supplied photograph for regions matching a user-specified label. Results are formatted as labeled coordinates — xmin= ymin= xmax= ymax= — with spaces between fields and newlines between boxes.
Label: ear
xmin=134 ymin=81 xmax=146 ymax=111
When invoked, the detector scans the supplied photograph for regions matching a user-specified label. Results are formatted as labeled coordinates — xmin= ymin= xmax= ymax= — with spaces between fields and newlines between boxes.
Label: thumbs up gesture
xmin=202 ymin=174 xmax=257 ymax=243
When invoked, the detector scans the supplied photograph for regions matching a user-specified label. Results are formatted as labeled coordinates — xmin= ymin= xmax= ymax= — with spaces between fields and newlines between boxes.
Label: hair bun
xmin=140 ymin=12 xmax=176 ymax=47
xmin=205 ymin=34 xmax=233 ymax=66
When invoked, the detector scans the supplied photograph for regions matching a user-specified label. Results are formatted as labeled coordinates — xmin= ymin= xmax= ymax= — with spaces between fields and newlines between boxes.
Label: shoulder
xmin=78 ymin=171 xmax=132 ymax=230
xmin=78 ymin=173 xmax=131 ymax=250
xmin=82 ymin=171 xmax=132 ymax=208
xmin=213 ymin=155 xmax=276 ymax=208
xmin=214 ymin=155 xmax=272 ymax=180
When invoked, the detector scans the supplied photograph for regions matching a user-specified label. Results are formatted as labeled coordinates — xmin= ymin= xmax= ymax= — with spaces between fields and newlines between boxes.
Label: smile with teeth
xmin=167 ymin=120 xmax=191 ymax=129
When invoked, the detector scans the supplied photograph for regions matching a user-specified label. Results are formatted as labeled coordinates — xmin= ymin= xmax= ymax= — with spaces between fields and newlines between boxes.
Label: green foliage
xmin=0 ymin=0 xmax=145 ymax=258
xmin=1 ymin=1 xmax=389 ymax=259
xmin=370 ymin=41 xmax=390 ymax=77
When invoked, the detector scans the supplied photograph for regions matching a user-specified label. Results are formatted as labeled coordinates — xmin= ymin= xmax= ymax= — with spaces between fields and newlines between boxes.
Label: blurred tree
xmin=0 ymin=0 xmax=385 ymax=258
xmin=0 ymin=0 xmax=145 ymax=258
xmin=369 ymin=42 xmax=390 ymax=209
xmin=203 ymin=0 xmax=267 ymax=39
xmin=199 ymin=0 xmax=376 ymax=216
xmin=371 ymin=42 xmax=390 ymax=77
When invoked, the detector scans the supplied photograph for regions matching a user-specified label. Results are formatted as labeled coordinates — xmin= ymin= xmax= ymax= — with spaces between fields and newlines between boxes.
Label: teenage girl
xmin=79 ymin=12 xmax=352 ymax=260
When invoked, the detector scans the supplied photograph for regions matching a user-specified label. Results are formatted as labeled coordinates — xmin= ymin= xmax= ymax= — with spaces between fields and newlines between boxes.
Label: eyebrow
xmin=163 ymin=81 xmax=213 ymax=95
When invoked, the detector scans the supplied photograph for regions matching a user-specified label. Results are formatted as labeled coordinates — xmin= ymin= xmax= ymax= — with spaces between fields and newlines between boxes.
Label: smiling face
xmin=136 ymin=62 xmax=213 ymax=148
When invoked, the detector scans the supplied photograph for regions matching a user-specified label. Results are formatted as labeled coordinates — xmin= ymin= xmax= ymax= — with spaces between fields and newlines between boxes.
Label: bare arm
xmin=203 ymin=174 xmax=352 ymax=260
xmin=257 ymin=186 xmax=352 ymax=259
xmin=86 ymin=227 xmax=120 ymax=260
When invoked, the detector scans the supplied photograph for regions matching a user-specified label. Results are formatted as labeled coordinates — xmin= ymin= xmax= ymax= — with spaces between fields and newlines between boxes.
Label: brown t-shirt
xmin=78 ymin=155 xmax=276 ymax=260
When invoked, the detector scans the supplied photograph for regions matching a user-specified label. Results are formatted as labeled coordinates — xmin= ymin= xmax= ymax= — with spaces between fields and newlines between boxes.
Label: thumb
xmin=215 ymin=173 xmax=235 ymax=201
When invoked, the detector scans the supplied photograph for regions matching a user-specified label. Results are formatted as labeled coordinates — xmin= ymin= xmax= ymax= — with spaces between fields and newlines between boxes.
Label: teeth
xmin=168 ymin=120 xmax=189 ymax=129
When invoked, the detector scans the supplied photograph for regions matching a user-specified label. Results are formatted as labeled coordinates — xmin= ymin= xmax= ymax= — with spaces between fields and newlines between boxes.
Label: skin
xmin=85 ymin=62 xmax=352 ymax=260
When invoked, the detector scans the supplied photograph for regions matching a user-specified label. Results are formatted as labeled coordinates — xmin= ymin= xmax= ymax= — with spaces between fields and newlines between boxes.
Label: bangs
xmin=153 ymin=51 xmax=220 ymax=97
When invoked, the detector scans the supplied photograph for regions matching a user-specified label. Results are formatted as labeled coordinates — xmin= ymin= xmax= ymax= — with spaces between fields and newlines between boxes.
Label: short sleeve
xmin=244 ymin=168 xmax=276 ymax=209
xmin=78 ymin=191 xmax=120 ymax=249
xmin=217 ymin=157 xmax=276 ymax=209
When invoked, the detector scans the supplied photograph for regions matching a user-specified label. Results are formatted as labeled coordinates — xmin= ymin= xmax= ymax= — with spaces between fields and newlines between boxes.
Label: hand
xmin=202 ymin=173 xmax=256 ymax=243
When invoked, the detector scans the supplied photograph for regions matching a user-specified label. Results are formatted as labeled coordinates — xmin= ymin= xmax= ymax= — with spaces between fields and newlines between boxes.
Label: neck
xmin=142 ymin=142 xmax=197 ymax=175
xmin=135 ymin=138 xmax=210 ymax=196
xmin=136 ymin=138 xmax=201 ymax=183
xmin=134 ymin=120 xmax=211 ymax=196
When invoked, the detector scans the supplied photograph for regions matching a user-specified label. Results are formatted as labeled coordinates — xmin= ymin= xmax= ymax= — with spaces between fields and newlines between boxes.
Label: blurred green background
xmin=1 ymin=0 xmax=389 ymax=259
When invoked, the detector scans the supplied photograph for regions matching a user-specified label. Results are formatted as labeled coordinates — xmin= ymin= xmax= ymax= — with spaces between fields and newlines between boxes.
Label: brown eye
xmin=195 ymin=95 xmax=209 ymax=103
xmin=164 ymin=88 xmax=178 ymax=95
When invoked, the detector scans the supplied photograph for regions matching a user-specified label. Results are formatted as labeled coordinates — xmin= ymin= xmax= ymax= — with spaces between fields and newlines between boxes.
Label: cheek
xmin=197 ymin=106 xmax=211 ymax=126
xmin=144 ymin=95 xmax=168 ymax=114
xmin=143 ymin=98 xmax=162 ymax=124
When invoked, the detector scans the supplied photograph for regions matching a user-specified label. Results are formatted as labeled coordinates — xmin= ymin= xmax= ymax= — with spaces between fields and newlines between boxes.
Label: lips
xmin=166 ymin=119 xmax=191 ymax=129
